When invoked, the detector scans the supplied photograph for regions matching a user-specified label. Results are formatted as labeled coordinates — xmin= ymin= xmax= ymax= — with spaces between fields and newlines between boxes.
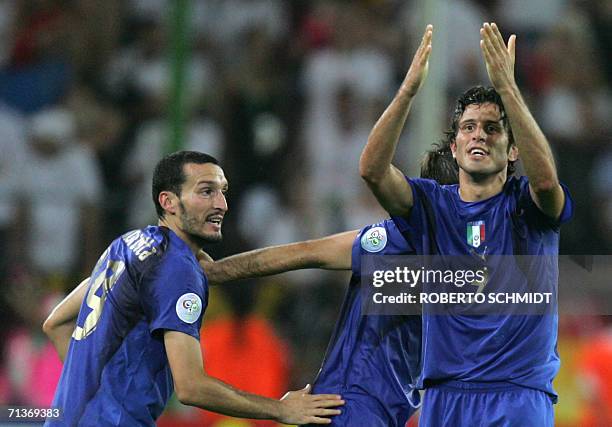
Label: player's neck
xmin=458 ymin=169 xmax=507 ymax=202
xmin=158 ymin=218 xmax=201 ymax=255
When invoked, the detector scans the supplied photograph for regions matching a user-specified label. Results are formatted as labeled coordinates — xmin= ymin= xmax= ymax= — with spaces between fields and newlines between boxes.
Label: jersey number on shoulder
xmin=73 ymin=248 xmax=126 ymax=340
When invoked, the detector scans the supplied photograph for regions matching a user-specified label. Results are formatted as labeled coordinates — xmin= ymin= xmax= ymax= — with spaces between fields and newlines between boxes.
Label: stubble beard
xmin=179 ymin=201 xmax=223 ymax=246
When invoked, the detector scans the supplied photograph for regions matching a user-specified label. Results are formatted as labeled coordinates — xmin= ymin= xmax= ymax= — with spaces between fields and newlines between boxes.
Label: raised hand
xmin=400 ymin=24 xmax=433 ymax=97
xmin=480 ymin=22 xmax=516 ymax=92
xmin=278 ymin=384 xmax=344 ymax=425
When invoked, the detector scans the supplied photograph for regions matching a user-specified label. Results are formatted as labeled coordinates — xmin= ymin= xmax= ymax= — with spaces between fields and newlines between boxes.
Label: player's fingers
xmin=420 ymin=24 xmax=433 ymax=45
xmin=423 ymin=24 xmax=433 ymax=44
xmin=480 ymin=39 xmax=492 ymax=64
xmin=480 ymin=27 xmax=499 ymax=63
xmin=421 ymin=43 xmax=432 ymax=63
xmin=483 ymin=23 xmax=503 ymax=57
xmin=482 ymin=23 xmax=500 ymax=51
xmin=508 ymin=34 xmax=516 ymax=63
xmin=310 ymin=394 xmax=343 ymax=401
xmin=481 ymin=40 xmax=496 ymax=68
xmin=306 ymin=417 xmax=333 ymax=425
xmin=312 ymin=408 xmax=342 ymax=416
xmin=491 ymin=23 xmax=507 ymax=50
xmin=301 ymin=384 xmax=312 ymax=394
xmin=310 ymin=398 xmax=345 ymax=408
xmin=422 ymin=26 xmax=433 ymax=54
xmin=414 ymin=45 xmax=431 ymax=70
xmin=416 ymin=24 xmax=433 ymax=56
xmin=412 ymin=42 xmax=432 ymax=72
xmin=481 ymin=25 xmax=496 ymax=52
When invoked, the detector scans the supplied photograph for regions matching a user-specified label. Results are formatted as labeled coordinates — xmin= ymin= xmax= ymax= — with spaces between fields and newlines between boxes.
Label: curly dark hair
xmin=440 ymin=86 xmax=516 ymax=175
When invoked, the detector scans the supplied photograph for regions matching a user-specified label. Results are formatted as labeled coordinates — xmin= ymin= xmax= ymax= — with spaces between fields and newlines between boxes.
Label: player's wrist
xmin=273 ymin=399 xmax=289 ymax=423
xmin=494 ymin=81 xmax=519 ymax=98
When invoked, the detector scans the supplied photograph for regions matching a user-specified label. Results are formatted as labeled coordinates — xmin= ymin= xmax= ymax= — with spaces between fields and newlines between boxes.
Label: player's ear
xmin=450 ymin=141 xmax=457 ymax=159
xmin=159 ymin=191 xmax=179 ymax=215
xmin=508 ymin=143 xmax=519 ymax=162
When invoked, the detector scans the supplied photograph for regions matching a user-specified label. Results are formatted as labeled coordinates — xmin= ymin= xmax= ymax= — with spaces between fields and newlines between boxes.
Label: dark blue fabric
xmin=304 ymin=392 xmax=405 ymax=427
xmin=391 ymin=176 xmax=573 ymax=406
xmin=311 ymin=219 xmax=422 ymax=427
xmin=420 ymin=382 xmax=554 ymax=427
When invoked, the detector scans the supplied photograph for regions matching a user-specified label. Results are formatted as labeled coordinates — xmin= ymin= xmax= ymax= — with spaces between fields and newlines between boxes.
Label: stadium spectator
xmin=17 ymin=106 xmax=103 ymax=283
xmin=301 ymin=3 xmax=394 ymax=235
xmin=0 ymin=103 xmax=27 ymax=279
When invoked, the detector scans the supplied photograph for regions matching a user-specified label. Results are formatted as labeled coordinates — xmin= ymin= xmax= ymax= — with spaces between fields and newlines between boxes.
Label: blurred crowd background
xmin=0 ymin=0 xmax=610 ymax=426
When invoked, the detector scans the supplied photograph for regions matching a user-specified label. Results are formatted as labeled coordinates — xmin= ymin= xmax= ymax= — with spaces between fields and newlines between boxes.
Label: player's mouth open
xmin=206 ymin=215 xmax=223 ymax=226
xmin=468 ymin=147 xmax=488 ymax=158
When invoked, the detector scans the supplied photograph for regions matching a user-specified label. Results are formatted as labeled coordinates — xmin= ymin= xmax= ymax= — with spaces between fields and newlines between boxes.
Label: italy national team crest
xmin=466 ymin=220 xmax=485 ymax=248
xmin=361 ymin=226 xmax=387 ymax=253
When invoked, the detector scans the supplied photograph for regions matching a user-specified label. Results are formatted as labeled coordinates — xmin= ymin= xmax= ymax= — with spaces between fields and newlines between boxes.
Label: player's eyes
xmin=200 ymin=188 xmax=228 ymax=197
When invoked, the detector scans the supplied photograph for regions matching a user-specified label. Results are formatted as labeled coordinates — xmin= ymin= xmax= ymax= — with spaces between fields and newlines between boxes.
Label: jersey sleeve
xmin=516 ymin=176 xmax=574 ymax=230
xmin=391 ymin=177 xmax=439 ymax=231
xmin=391 ymin=177 xmax=440 ymax=252
xmin=556 ymin=183 xmax=573 ymax=224
xmin=140 ymin=253 xmax=206 ymax=340
xmin=351 ymin=219 xmax=416 ymax=276
xmin=350 ymin=230 xmax=363 ymax=276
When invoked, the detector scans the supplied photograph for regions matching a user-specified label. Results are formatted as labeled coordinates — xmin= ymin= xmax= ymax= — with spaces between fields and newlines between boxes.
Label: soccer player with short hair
xmin=359 ymin=24 xmax=572 ymax=426
xmin=44 ymin=151 xmax=343 ymax=426
xmin=199 ymin=146 xmax=458 ymax=427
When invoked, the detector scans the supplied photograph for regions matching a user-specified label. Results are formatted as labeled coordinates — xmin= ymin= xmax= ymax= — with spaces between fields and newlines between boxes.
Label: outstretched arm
xmin=480 ymin=23 xmax=565 ymax=218
xmin=202 ymin=231 xmax=358 ymax=285
xmin=42 ymin=278 xmax=90 ymax=361
xmin=359 ymin=25 xmax=433 ymax=217
xmin=165 ymin=331 xmax=343 ymax=424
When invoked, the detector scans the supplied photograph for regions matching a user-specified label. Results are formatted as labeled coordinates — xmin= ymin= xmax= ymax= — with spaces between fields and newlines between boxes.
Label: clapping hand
xmin=480 ymin=22 xmax=517 ymax=93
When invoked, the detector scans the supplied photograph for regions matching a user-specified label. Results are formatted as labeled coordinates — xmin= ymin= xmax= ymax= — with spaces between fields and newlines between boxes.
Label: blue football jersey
xmin=311 ymin=219 xmax=422 ymax=427
xmin=392 ymin=176 xmax=573 ymax=400
xmin=47 ymin=226 xmax=208 ymax=427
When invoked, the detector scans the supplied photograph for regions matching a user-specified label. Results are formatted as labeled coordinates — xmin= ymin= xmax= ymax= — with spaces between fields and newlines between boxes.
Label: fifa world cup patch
xmin=176 ymin=293 xmax=203 ymax=324
xmin=466 ymin=220 xmax=485 ymax=248
xmin=361 ymin=226 xmax=387 ymax=253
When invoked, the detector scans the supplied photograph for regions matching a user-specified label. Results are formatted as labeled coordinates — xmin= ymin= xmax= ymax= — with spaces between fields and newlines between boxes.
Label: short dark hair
xmin=441 ymin=86 xmax=516 ymax=175
xmin=152 ymin=151 xmax=220 ymax=218
xmin=420 ymin=142 xmax=459 ymax=184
